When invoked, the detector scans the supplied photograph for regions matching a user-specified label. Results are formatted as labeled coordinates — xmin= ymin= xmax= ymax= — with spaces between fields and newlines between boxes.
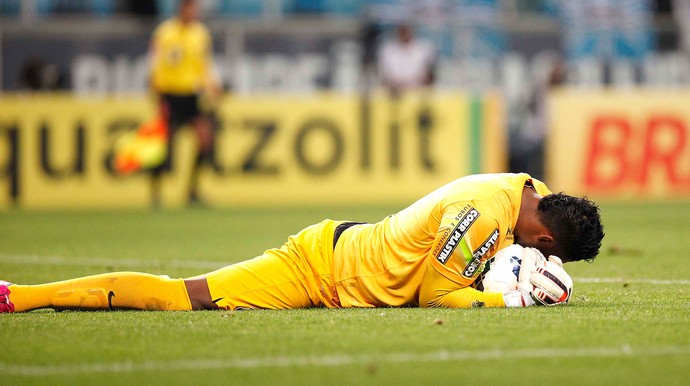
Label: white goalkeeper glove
xmin=503 ymin=247 xmax=546 ymax=307
xmin=503 ymin=251 xmax=573 ymax=307
xmin=529 ymin=255 xmax=573 ymax=306
xmin=518 ymin=247 xmax=547 ymax=283
xmin=503 ymin=282 xmax=537 ymax=307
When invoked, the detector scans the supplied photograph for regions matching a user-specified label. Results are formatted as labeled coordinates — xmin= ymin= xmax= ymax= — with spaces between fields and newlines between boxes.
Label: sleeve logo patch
xmin=463 ymin=228 xmax=499 ymax=278
xmin=435 ymin=208 xmax=480 ymax=265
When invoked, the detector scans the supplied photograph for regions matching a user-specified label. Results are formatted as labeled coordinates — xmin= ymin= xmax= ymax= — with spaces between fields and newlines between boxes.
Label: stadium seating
xmin=0 ymin=0 xmax=366 ymax=19
xmin=294 ymin=0 xmax=363 ymax=15
xmin=0 ymin=0 xmax=115 ymax=17
xmin=0 ymin=0 xmax=20 ymax=15
xmin=217 ymin=0 xmax=296 ymax=19
xmin=322 ymin=0 xmax=363 ymax=16
xmin=39 ymin=0 xmax=115 ymax=16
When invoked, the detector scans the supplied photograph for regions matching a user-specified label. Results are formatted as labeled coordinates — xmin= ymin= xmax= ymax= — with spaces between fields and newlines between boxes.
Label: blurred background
xmin=1 ymin=0 xmax=688 ymax=209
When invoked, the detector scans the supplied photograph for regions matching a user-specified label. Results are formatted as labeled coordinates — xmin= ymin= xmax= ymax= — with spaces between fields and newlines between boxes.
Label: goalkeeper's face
xmin=514 ymin=189 xmax=560 ymax=261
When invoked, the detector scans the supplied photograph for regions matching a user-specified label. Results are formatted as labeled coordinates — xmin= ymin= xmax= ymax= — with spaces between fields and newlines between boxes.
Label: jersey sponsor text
xmin=463 ymin=228 xmax=499 ymax=278
xmin=435 ymin=208 xmax=480 ymax=265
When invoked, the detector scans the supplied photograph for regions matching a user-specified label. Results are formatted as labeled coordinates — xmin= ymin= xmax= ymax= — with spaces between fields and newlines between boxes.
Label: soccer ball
xmin=476 ymin=244 xmax=548 ymax=294
xmin=475 ymin=244 xmax=524 ymax=294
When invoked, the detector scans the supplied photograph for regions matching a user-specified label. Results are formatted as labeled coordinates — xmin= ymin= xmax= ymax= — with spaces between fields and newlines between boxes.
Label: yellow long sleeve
xmin=419 ymin=263 xmax=505 ymax=308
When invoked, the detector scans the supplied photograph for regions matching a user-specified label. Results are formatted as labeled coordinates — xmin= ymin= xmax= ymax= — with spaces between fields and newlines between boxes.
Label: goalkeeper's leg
xmin=6 ymin=272 xmax=195 ymax=312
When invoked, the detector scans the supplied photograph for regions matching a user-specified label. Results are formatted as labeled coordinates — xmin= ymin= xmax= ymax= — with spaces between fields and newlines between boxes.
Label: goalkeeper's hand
xmin=503 ymin=282 xmax=537 ymax=307
xmin=529 ymin=255 xmax=573 ymax=306
xmin=503 ymin=253 xmax=573 ymax=307
xmin=503 ymin=247 xmax=545 ymax=307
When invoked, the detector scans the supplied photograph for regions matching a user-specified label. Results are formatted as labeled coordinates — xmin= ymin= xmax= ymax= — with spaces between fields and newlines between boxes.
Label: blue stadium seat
xmin=156 ymin=0 xmax=176 ymax=18
xmin=323 ymin=0 xmax=363 ymax=16
xmin=219 ymin=0 xmax=295 ymax=19
xmin=90 ymin=0 xmax=114 ymax=16
xmin=35 ymin=0 xmax=55 ymax=15
xmin=294 ymin=0 xmax=322 ymax=13
xmin=220 ymin=0 xmax=263 ymax=18
xmin=30 ymin=0 xmax=114 ymax=16
xmin=293 ymin=0 xmax=363 ymax=16
xmin=0 ymin=0 xmax=21 ymax=16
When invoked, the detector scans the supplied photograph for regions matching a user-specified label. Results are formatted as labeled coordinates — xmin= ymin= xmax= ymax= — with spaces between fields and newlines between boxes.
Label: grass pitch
xmin=1 ymin=201 xmax=689 ymax=385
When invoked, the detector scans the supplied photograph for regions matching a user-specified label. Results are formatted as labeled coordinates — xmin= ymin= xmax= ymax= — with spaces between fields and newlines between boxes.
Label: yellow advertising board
xmin=548 ymin=89 xmax=690 ymax=198
xmin=0 ymin=92 xmax=505 ymax=208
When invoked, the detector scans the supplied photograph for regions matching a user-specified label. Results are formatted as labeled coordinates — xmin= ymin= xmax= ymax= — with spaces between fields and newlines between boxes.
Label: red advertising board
xmin=548 ymin=90 xmax=690 ymax=197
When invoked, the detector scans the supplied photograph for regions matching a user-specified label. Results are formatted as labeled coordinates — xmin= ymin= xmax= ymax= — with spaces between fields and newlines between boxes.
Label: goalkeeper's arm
xmin=419 ymin=265 xmax=507 ymax=308
xmin=419 ymin=254 xmax=573 ymax=308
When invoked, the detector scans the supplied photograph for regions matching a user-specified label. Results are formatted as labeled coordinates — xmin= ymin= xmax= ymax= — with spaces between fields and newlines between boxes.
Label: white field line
xmin=576 ymin=277 xmax=690 ymax=286
xmin=2 ymin=254 xmax=690 ymax=286
xmin=2 ymin=345 xmax=690 ymax=376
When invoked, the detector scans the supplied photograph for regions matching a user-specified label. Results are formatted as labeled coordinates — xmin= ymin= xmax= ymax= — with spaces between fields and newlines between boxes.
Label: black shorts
xmin=160 ymin=94 xmax=202 ymax=131
xmin=333 ymin=222 xmax=366 ymax=249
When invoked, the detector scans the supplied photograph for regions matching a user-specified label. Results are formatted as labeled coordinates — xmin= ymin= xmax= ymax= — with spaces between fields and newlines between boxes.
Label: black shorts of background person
xmin=151 ymin=93 xmax=218 ymax=206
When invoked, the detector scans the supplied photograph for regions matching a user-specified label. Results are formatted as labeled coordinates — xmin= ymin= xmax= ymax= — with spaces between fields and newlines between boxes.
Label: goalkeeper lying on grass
xmin=0 ymin=173 xmax=604 ymax=313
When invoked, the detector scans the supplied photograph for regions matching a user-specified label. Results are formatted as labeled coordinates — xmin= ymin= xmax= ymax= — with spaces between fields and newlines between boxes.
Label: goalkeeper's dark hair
xmin=537 ymin=193 xmax=604 ymax=263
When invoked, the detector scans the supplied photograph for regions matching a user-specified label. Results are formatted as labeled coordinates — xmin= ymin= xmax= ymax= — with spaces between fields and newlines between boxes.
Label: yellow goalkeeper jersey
xmin=150 ymin=18 xmax=213 ymax=95
xmin=332 ymin=173 xmax=552 ymax=308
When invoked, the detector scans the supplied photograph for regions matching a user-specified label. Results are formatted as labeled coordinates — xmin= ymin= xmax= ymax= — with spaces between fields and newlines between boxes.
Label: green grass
xmin=1 ymin=201 xmax=690 ymax=385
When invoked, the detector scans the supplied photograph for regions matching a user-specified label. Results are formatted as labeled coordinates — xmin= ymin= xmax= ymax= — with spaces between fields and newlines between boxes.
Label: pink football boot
xmin=0 ymin=281 xmax=15 ymax=313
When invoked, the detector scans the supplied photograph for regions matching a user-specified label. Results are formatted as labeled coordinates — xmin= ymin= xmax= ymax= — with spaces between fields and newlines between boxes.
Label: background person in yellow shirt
xmin=149 ymin=0 xmax=220 ymax=206
xmin=0 ymin=173 xmax=604 ymax=313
